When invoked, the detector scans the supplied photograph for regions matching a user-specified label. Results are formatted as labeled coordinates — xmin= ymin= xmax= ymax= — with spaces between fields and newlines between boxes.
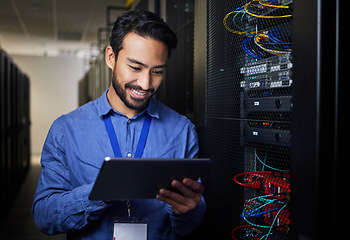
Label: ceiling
xmin=0 ymin=0 xmax=129 ymax=58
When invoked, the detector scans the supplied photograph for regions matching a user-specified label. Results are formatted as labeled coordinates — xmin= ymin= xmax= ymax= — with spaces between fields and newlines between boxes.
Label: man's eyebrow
xmin=127 ymin=57 xmax=167 ymax=68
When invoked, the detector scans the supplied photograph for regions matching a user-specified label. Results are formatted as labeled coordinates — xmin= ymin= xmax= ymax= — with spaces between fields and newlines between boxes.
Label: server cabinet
xmin=202 ymin=0 xmax=340 ymax=239
xmin=0 ymin=50 xmax=7 ymax=221
xmin=0 ymin=48 xmax=31 ymax=223
xmin=204 ymin=0 xmax=292 ymax=239
xmin=160 ymin=0 xmax=195 ymax=119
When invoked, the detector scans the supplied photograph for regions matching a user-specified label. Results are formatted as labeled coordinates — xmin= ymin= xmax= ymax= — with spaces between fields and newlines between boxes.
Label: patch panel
xmin=240 ymin=70 xmax=292 ymax=90
xmin=240 ymin=54 xmax=292 ymax=77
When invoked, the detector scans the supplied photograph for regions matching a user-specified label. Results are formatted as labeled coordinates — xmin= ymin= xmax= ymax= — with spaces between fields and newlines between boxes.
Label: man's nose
xmin=137 ymin=71 xmax=151 ymax=90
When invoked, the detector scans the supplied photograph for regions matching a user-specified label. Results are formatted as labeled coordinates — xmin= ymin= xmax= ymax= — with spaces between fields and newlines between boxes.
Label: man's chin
xmin=124 ymin=97 xmax=150 ymax=111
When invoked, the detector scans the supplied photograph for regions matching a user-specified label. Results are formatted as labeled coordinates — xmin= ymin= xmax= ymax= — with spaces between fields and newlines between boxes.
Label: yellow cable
xmin=223 ymin=10 xmax=270 ymax=35
xmin=255 ymin=33 xmax=286 ymax=56
xmin=244 ymin=0 xmax=292 ymax=19
xmin=258 ymin=0 xmax=290 ymax=9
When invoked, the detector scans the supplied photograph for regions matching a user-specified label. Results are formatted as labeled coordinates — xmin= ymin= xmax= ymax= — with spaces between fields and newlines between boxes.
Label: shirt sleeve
xmin=32 ymin=117 xmax=110 ymax=235
xmin=169 ymin=192 xmax=206 ymax=236
xmin=185 ymin=122 xmax=200 ymax=158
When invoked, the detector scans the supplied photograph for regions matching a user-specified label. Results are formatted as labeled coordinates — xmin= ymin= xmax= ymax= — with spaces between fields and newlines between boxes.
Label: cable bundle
xmin=241 ymin=195 xmax=289 ymax=239
xmin=232 ymin=149 xmax=290 ymax=239
xmin=223 ymin=0 xmax=292 ymax=59
xmin=233 ymin=170 xmax=290 ymax=199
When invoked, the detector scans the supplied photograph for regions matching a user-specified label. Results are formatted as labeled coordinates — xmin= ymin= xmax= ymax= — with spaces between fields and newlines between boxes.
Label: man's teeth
xmin=132 ymin=89 xmax=146 ymax=95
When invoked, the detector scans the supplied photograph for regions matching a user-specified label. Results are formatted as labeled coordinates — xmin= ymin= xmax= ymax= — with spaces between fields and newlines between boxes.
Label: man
xmin=32 ymin=10 xmax=206 ymax=239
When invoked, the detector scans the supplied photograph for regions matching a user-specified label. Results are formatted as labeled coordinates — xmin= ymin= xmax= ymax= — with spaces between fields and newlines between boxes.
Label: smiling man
xmin=32 ymin=10 xmax=206 ymax=239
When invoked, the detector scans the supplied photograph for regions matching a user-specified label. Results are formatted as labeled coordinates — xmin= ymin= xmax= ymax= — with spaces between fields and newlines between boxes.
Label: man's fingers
xmin=182 ymin=178 xmax=204 ymax=193
xmin=156 ymin=190 xmax=192 ymax=215
xmin=156 ymin=179 xmax=204 ymax=215
xmin=171 ymin=180 xmax=197 ymax=198
xmin=158 ymin=188 xmax=184 ymax=202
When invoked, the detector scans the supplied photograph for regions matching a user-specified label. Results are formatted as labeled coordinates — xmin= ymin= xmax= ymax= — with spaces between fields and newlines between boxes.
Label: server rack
xmin=0 ymin=48 xmax=31 ymax=223
xmin=157 ymin=0 xmax=195 ymax=120
xmin=78 ymin=47 xmax=111 ymax=106
xmin=202 ymin=0 xmax=340 ymax=239
xmin=205 ymin=0 xmax=292 ymax=239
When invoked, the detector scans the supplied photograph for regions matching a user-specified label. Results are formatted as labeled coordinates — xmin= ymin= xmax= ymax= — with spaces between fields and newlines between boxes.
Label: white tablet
xmin=89 ymin=157 xmax=211 ymax=201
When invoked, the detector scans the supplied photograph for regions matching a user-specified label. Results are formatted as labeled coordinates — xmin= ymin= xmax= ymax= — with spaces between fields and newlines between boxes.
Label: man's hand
xmin=156 ymin=178 xmax=204 ymax=215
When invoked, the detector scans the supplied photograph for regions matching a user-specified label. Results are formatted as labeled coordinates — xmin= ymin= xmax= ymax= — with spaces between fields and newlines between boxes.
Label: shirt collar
xmin=97 ymin=89 xmax=159 ymax=119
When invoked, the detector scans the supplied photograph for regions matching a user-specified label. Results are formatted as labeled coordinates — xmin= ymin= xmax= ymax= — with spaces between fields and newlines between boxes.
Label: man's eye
xmin=152 ymin=70 xmax=163 ymax=75
xmin=129 ymin=65 xmax=141 ymax=71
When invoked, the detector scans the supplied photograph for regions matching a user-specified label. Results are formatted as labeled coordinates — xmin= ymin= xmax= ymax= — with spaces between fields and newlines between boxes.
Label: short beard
xmin=111 ymin=72 xmax=154 ymax=111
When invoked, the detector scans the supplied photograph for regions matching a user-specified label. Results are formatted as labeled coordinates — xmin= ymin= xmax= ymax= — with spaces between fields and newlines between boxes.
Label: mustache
xmin=125 ymin=83 xmax=155 ymax=94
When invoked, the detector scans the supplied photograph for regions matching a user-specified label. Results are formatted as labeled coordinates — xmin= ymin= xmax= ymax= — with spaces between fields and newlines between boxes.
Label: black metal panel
xmin=290 ymin=0 xmax=340 ymax=239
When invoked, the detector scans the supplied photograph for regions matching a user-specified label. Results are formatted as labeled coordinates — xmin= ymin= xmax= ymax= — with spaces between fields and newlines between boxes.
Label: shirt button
xmin=127 ymin=119 xmax=131 ymax=124
xmin=127 ymin=152 xmax=132 ymax=157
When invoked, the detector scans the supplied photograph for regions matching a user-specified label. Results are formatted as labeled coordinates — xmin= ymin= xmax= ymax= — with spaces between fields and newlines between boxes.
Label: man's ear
xmin=105 ymin=46 xmax=115 ymax=70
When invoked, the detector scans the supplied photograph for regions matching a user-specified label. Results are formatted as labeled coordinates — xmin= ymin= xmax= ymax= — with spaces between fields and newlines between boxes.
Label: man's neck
xmin=106 ymin=85 xmax=139 ymax=119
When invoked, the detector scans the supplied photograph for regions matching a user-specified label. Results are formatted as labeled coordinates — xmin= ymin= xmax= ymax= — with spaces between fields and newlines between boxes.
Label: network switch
xmin=240 ymin=54 xmax=292 ymax=76
xmin=240 ymin=70 xmax=292 ymax=90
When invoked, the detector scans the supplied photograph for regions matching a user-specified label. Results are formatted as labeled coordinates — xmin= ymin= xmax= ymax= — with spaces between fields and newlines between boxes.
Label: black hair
xmin=109 ymin=10 xmax=177 ymax=59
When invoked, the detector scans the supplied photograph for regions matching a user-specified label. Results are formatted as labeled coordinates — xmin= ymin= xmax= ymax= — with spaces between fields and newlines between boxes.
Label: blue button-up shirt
xmin=32 ymin=90 xmax=206 ymax=239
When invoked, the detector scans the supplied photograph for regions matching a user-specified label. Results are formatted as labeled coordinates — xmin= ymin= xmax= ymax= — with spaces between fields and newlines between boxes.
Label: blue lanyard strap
xmin=134 ymin=114 xmax=152 ymax=158
xmin=103 ymin=114 xmax=152 ymax=158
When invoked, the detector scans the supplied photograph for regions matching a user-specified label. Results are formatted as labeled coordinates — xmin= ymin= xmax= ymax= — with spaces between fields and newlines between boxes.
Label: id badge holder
xmin=113 ymin=217 xmax=148 ymax=240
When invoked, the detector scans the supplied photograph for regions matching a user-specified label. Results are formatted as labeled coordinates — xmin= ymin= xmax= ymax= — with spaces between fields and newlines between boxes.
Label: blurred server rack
xmin=79 ymin=47 xmax=111 ymax=106
xmin=0 ymin=48 xmax=31 ymax=222
xmin=203 ymin=0 xmax=340 ymax=239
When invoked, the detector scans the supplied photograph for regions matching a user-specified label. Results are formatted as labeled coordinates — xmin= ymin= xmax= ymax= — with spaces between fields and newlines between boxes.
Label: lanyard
xmin=103 ymin=114 xmax=152 ymax=158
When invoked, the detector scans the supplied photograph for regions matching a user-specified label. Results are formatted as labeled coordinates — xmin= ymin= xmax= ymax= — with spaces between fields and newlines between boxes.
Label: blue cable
xmin=255 ymin=150 xmax=289 ymax=172
xmin=259 ymin=203 xmax=288 ymax=240
xmin=232 ymin=10 xmax=250 ymax=35
xmin=241 ymin=194 xmax=286 ymax=228
xmin=242 ymin=37 xmax=263 ymax=60
xmin=267 ymin=27 xmax=292 ymax=49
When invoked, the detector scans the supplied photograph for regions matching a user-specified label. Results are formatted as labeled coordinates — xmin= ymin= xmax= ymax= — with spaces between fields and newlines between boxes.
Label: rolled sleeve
xmin=169 ymin=196 xmax=206 ymax=236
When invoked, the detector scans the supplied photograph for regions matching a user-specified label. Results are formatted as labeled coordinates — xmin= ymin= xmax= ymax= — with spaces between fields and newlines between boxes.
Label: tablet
xmin=89 ymin=157 xmax=211 ymax=201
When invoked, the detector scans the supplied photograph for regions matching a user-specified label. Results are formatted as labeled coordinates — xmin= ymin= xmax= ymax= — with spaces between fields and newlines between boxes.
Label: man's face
xmin=111 ymin=32 xmax=168 ymax=111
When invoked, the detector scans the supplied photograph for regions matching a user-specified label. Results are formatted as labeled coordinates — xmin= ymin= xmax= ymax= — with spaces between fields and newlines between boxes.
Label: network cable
xmin=255 ymin=150 xmax=290 ymax=172
xmin=244 ymin=0 xmax=292 ymax=19
xmin=254 ymin=33 xmax=291 ymax=56
xmin=241 ymin=194 xmax=288 ymax=229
